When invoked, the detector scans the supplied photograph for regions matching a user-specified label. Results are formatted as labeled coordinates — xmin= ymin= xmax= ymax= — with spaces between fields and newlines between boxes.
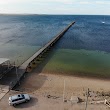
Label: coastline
xmin=42 ymin=71 xmax=110 ymax=81
xmin=17 ymin=67 xmax=110 ymax=94
xmin=1 ymin=70 xmax=110 ymax=110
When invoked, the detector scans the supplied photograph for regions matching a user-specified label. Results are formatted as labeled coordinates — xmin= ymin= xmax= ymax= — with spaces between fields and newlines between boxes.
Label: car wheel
xmin=25 ymin=100 xmax=29 ymax=102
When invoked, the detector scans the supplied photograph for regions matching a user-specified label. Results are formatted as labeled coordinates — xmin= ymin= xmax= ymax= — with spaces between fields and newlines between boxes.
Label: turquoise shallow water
xmin=42 ymin=49 xmax=110 ymax=78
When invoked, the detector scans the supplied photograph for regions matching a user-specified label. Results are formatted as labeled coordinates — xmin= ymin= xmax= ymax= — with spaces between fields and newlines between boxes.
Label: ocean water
xmin=56 ymin=15 xmax=110 ymax=52
xmin=0 ymin=15 xmax=110 ymax=78
xmin=0 ymin=15 xmax=72 ymax=65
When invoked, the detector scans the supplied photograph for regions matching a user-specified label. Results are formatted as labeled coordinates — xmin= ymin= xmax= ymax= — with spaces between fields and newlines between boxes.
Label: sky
xmin=0 ymin=0 xmax=110 ymax=15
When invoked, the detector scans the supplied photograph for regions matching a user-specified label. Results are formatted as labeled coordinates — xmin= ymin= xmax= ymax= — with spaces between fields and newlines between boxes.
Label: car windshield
xmin=21 ymin=94 xmax=25 ymax=99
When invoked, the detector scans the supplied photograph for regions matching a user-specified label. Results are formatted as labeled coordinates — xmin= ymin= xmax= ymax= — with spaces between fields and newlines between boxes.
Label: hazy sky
xmin=0 ymin=0 xmax=110 ymax=15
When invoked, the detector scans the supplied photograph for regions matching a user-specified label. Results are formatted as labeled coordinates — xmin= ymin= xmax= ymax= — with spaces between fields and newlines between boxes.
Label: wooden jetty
xmin=9 ymin=21 xmax=75 ymax=89
xmin=20 ymin=21 xmax=75 ymax=70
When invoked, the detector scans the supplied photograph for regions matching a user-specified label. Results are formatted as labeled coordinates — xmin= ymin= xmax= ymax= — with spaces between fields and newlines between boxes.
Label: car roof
xmin=11 ymin=94 xmax=23 ymax=100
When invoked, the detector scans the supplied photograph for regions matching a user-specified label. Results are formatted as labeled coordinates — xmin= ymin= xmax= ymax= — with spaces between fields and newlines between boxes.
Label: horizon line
xmin=0 ymin=13 xmax=110 ymax=16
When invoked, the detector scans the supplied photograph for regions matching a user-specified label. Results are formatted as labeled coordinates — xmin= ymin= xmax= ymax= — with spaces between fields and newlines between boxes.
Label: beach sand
xmin=0 ymin=67 xmax=110 ymax=110
xmin=0 ymin=68 xmax=110 ymax=110
xmin=12 ymin=68 xmax=110 ymax=110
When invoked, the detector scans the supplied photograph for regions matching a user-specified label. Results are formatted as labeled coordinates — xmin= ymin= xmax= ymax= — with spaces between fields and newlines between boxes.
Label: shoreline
xmin=1 ymin=71 xmax=109 ymax=110
xmin=42 ymin=71 xmax=110 ymax=81
xmin=42 ymin=72 xmax=110 ymax=91
xmin=17 ymin=68 xmax=110 ymax=93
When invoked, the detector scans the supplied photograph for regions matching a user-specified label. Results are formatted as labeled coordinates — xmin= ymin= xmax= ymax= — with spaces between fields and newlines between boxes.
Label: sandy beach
xmin=13 ymin=68 xmax=110 ymax=109
xmin=0 ymin=66 xmax=110 ymax=110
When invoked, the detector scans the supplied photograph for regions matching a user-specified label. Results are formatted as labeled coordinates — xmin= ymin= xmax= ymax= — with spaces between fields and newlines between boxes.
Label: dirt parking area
xmin=0 ymin=90 xmax=109 ymax=110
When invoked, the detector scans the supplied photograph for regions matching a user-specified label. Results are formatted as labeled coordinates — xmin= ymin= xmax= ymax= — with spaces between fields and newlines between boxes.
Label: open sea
xmin=0 ymin=15 xmax=110 ymax=78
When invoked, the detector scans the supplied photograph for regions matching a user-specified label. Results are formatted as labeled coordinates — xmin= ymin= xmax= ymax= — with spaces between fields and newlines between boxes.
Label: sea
xmin=0 ymin=15 xmax=110 ymax=78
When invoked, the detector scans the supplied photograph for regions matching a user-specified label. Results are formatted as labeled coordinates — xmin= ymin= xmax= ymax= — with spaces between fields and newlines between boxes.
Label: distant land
xmin=0 ymin=13 xmax=110 ymax=16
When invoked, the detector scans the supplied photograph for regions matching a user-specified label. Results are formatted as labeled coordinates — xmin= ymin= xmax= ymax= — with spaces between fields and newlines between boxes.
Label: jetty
xmin=20 ymin=21 xmax=75 ymax=70
xmin=0 ymin=21 xmax=75 ymax=90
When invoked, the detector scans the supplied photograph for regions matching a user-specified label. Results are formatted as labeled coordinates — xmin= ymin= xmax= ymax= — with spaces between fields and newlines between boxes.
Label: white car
xmin=9 ymin=94 xmax=30 ymax=106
